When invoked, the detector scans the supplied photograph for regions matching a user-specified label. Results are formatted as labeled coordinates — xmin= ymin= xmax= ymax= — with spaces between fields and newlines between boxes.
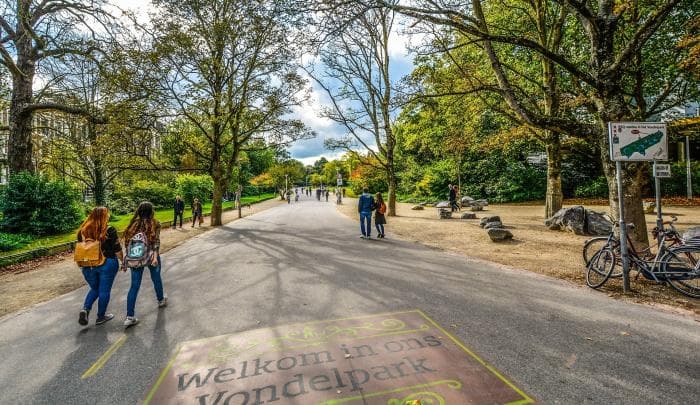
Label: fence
xmin=0 ymin=197 xmax=274 ymax=268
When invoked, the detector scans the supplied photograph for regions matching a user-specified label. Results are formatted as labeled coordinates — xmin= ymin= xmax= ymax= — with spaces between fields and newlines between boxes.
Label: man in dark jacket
xmin=173 ymin=196 xmax=185 ymax=228
xmin=448 ymin=184 xmax=457 ymax=212
xmin=358 ymin=187 xmax=375 ymax=239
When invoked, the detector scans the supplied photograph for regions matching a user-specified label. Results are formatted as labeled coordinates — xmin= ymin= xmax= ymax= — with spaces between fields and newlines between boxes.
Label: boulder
xmin=411 ymin=205 xmax=424 ymax=211
xmin=470 ymin=205 xmax=483 ymax=212
xmin=544 ymin=206 xmax=612 ymax=236
xmin=461 ymin=212 xmax=477 ymax=219
xmin=439 ymin=208 xmax=452 ymax=219
xmin=473 ymin=199 xmax=488 ymax=206
xmin=488 ymin=228 xmax=513 ymax=242
xmin=480 ymin=215 xmax=501 ymax=228
xmin=435 ymin=201 xmax=450 ymax=208
xmin=461 ymin=196 xmax=474 ymax=205
xmin=642 ymin=201 xmax=656 ymax=214
xmin=484 ymin=221 xmax=504 ymax=230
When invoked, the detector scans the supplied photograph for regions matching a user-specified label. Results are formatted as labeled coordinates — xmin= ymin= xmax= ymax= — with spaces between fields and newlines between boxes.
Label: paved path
xmin=0 ymin=198 xmax=697 ymax=404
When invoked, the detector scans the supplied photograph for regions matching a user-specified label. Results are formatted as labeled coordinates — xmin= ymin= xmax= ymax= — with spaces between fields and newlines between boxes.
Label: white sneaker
xmin=158 ymin=296 xmax=168 ymax=308
xmin=124 ymin=316 xmax=139 ymax=328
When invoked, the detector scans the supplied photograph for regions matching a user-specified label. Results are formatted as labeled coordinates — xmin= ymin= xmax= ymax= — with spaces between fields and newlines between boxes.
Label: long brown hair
xmin=123 ymin=201 xmax=158 ymax=243
xmin=79 ymin=207 xmax=110 ymax=242
xmin=375 ymin=192 xmax=384 ymax=206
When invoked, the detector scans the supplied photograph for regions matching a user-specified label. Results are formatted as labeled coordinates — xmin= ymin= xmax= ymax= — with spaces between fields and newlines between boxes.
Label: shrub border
xmin=0 ymin=197 xmax=274 ymax=268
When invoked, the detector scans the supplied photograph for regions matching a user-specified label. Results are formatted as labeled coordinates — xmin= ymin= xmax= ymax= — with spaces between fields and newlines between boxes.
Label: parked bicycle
xmin=586 ymin=217 xmax=700 ymax=298
xmin=582 ymin=216 xmax=685 ymax=277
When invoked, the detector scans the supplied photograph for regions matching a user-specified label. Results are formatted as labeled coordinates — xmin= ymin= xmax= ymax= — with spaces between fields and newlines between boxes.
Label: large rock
xmin=544 ymin=206 xmax=612 ymax=236
xmin=411 ymin=205 xmax=424 ymax=210
xmin=484 ymin=221 xmax=504 ymax=230
xmin=488 ymin=228 xmax=513 ymax=242
xmin=480 ymin=215 xmax=501 ymax=228
xmin=474 ymin=199 xmax=488 ymax=206
xmin=470 ymin=205 xmax=483 ymax=212
xmin=439 ymin=208 xmax=452 ymax=219
xmin=461 ymin=196 xmax=474 ymax=205
xmin=461 ymin=212 xmax=477 ymax=219
xmin=435 ymin=201 xmax=450 ymax=209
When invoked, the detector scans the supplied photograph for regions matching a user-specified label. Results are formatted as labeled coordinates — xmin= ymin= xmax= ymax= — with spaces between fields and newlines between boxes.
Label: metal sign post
xmin=615 ymin=160 xmax=632 ymax=292
xmin=652 ymin=162 xmax=669 ymax=246
xmin=609 ymin=122 xmax=668 ymax=293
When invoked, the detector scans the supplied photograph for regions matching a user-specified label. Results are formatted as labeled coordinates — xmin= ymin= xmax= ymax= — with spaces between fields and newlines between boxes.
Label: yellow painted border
xmin=415 ymin=309 xmax=535 ymax=405
xmin=143 ymin=344 xmax=182 ymax=405
xmin=81 ymin=334 xmax=128 ymax=379
xmin=142 ymin=309 xmax=535 ymax=404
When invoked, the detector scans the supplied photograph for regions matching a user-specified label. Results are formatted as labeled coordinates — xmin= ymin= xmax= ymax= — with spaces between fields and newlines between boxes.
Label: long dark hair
xmin=375 ymin=192 xmax=384 ymax=205
xmin=124 ymin=201 xmax=157 ymax=243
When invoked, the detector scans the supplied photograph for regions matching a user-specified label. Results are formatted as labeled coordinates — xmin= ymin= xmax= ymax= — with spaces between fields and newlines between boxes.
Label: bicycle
xmin=582 ymin=216 xmax=684 ymax=277
xmin=586 ymin=221 xmax=700 ymax=298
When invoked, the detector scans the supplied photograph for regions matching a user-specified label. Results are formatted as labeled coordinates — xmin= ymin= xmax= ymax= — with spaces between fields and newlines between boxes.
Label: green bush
xmin=0 ymin=172 xmax=82 ymax=235
xmin=107 ymin=196 xmax=136 ymax=216
xmin=660 ymin=161 xmax=700 ymax=197
xmin=574 ymin=176 xmax=609 ymax=198
xmin=486 ymin=162 xmax=547 ymax=203
xmin=0 ymin=232 xmax=34 ymax=251
xmin=176 ymin=174 xmax=213 ymax=206
xmin=126 ymin=180 xmax=175 ymax=209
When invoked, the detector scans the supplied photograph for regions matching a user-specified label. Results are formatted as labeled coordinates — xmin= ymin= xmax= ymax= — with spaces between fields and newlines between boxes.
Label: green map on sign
xmin=620 ymin=131 xmax=664 ymax=158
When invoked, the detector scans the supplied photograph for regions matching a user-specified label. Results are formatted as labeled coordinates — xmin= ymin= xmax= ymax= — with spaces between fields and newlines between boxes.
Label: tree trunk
xmin=210 ymin=163 xmax=224 ymax=226
xmin=8 ymin=37 xmax=36 ymax=173
xmin=93 ymin=157 xmax=106 ymax=206
xmin=544 ymin=135 xmax=563 ymax=218
xmin=387 ymin=164 xmax=397 ymax=217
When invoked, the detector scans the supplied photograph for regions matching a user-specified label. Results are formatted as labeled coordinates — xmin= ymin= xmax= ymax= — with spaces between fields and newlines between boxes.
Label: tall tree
xmin=150 ymin=0 xmax=312 ymax=225
xmin=308 ymin=3 xmax=400 ymax=215
xmin=0 ymin=0 xmax=117 ymax=173
xmin=371 ymin=0 xmax=700 ymax=244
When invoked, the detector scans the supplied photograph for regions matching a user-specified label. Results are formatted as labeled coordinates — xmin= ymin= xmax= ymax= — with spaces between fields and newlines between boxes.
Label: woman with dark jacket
xmin=374 ymin=192 xmax=387 ymax=239
xmin=77 ymin=207 xmax=123 ymax=326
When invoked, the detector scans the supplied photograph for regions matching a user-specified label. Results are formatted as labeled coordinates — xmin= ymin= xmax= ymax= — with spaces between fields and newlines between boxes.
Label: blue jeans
xmin=360 ymin=211 xmax=372 ymax=236
xmin=81 ymin=258 xmax=119 ymax=319
xmin=127 ymin=256 xmax=164 ymax=317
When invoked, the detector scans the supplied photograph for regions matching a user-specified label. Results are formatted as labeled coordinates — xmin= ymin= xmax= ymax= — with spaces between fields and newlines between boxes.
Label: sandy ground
xmin=338 ymin=199 xmax=700 ymax=314
xmin=0 ymin=199 xmax=283 ymax=317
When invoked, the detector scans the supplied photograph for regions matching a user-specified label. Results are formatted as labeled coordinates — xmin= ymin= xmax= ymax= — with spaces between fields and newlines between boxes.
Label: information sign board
xmin=653 ymin=163 xmax=671 ymax=178
xmin=609 ymin=122 xmax=667 ymax=161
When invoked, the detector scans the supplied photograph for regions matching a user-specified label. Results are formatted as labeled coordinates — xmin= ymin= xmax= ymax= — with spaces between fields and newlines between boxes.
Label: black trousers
xmin=173 ymin=211 xmax=183 ymax=227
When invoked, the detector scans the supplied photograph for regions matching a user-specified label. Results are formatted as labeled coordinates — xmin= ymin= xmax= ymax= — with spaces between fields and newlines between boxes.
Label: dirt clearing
xmin=338 ymin=199 xmax=700 ymax=315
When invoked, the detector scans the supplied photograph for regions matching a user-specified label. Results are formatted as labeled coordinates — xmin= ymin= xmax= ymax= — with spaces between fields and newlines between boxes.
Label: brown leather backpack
xmin=74 ymin=234 xmax=105 ymax=267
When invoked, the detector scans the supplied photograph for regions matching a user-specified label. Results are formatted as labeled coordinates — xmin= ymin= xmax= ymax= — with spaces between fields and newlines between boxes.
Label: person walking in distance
xmin=358 ymin=187 xmax=375 ymax=239
xmin=374 ymin=192 xmax=387 ymax=238
xmin=173 ymin=196 xmax=185 ymax=228
xmin=76 ymin=207 xmax=124 ymax=326
xmin=123 ymin=202 xmax=167 ymax=328
xmin=448 ymin=184 xmax=458 ymax=212
xmin=325 ymin=189 xmax=329 ymax=202
xmin=191 ymin=198 xmax=203 ymax=227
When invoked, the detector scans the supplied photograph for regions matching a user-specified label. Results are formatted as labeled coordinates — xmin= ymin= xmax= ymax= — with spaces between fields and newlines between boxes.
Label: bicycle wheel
xmin=661 ymin=247 xmax=700 ymax=298
xmin=586 ymin=248 xmax=616 ymax=289
xmin=583 ymin=237 xmax=623 ymax=278
xmin=582 ymin=237 xmax=608 ymax=265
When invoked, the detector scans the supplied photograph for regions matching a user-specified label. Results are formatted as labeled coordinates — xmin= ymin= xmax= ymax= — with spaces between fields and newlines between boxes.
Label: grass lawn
xmin=1 ymin=193 xmax=275 ymax=258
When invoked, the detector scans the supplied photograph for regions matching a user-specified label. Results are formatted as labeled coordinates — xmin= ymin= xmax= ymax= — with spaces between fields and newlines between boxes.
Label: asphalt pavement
xmin=0 ymin=196 xmax=697 ymax=404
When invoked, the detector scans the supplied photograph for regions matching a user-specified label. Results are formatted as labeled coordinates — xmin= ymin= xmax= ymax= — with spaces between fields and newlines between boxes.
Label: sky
xmin=112 ymin=0 xmax=418 ymax=166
